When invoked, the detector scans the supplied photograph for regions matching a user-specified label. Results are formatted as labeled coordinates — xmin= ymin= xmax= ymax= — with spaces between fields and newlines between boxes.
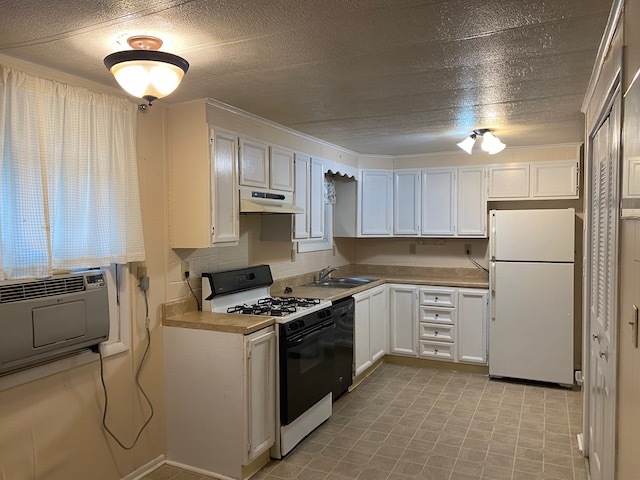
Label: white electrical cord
xmin=98 ymin=276 xmax=154 ymax=450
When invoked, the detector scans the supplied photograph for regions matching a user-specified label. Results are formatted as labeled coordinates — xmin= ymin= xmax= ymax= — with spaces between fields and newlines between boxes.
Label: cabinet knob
xmin=592 ymin=333 xmax=601 ymax=342
xmin=435 ymin=313 xmax=439 ymax=317
xmin=434 ymin=331 xmax=439 ymax=336
xmin=434 ymin=348 xmax=438 ymax=353
xmin=435 ymin=297 xmax=439 ymax=301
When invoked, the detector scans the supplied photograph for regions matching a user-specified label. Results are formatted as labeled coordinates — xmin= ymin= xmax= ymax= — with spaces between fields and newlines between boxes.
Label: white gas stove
xmin=201 ymin=265 xmax=336 ymax=458
xmin=202 ymin=283 xmax=330 ymax=323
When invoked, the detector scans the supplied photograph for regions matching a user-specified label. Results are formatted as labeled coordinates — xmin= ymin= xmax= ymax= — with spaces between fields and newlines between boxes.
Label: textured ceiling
xmin=0 ymin=0 xmax=612 ymax=155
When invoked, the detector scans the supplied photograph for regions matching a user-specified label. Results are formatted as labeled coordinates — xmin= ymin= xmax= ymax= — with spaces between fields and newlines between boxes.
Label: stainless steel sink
xmin=303 ymin=277 xmax=378 ymax=288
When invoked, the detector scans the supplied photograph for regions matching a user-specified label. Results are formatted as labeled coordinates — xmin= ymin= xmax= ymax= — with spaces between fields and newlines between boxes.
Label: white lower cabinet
xmin=418 ymin=286 xmax=457 ymax=362
xmin=164 ymin=325 xmax=276 ymax=479
xmin=386 ymin=284 xmax=489 ymax=365
xmin=388 ymin=284 xmax=418 ymax=356
xmin=457 ymin=288 xmax=489 ymax=364
xmin=354 ymin=285 xmax=387 ymax=376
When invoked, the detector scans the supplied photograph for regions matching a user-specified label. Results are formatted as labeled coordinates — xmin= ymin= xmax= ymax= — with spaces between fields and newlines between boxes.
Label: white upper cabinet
xmin=210 ymin=129 xmax=240 ymax=245
xmin=269 ymin=146 xmax=295 ymax=192
xmin=168 ymin=100 xmax=239 ymax=248
xmin=457 ymin=166 xmax=487 ymax=237
xmin=421 ymin=168 xmax=456 ymax=236
xmin=531 ymin=161 xmax=579 ymax=198
xmin=488 ymin=164 xmax=530 ymax=199
xmin=239 ymin=137 xmax=269 ymax=189
xmin=293 ymin=153 xmax=324 ymax=240
xmin=488 ymin=160 xmax=579 ymax=200
xmin=360 ymin=170 xmax=393 ymax=236
xmin=309 ymin=158 xmax=325 ymax=238
xmin=394 ymin=170 xmax=421 ymax=235
xmin=293 ymin=154 xmax=311 ymax=240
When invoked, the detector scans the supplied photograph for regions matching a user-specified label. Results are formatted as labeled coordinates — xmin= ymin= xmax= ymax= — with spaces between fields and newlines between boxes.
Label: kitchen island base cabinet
xmin=164 ymin=326 xmax=276 ymax=479
xmin=354 ymin=285 xmax=387 ymax=377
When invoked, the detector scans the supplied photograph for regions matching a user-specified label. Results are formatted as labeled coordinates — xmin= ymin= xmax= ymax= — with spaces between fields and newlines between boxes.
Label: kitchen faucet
xmin=317 ymin=266 xmax=339 ymax=281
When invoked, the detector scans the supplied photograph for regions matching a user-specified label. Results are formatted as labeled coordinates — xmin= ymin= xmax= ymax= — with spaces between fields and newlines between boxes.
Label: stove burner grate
xmin=226 ymin=297 xmax=321 ymax=316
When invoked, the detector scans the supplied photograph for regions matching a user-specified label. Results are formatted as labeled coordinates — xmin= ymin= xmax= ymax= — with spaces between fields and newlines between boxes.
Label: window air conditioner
xmin=0 ymin=270 xmax=110 ymax=376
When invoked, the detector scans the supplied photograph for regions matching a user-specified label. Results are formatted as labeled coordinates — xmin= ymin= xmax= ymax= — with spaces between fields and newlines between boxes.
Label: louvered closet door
xmin=588 ymin=92 xmax=620 ymax=480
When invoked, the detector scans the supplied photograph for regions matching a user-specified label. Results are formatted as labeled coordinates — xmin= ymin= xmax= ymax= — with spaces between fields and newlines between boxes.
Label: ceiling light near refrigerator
xmin=457 ymin=129 xmax=506 ymax=155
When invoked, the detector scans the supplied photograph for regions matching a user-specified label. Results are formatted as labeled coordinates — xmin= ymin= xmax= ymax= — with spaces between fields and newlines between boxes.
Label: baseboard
xmin=384 ymin=355 xmax=490 ymax=375
xmin=121 ymin=454 xmax=165 ymax=480
xmin=165 ymin=460 xmax=236 ymax=480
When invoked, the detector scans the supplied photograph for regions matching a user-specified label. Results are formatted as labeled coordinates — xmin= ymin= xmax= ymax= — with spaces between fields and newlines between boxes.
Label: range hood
xmin=240 ymin=187 xmax=304 ymax=214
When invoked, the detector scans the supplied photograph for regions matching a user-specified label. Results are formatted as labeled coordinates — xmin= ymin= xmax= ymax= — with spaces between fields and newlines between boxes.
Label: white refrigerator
xmin=489 ymin=208 xmax=575 ymax=385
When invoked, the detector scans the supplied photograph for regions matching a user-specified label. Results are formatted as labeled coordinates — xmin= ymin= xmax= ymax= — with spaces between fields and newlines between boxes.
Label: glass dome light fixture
xmin=104 ymin=35 xmax=189 ymax=107
xmin=457 ymin=128 xmax=506 ymax=155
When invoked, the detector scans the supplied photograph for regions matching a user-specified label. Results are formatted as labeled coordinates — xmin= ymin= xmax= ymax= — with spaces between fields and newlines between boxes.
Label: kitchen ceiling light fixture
xmin=104 ymin=35 xmax=189 ymax=106
xmin=457 ymin=129 xmax=506 ymax=155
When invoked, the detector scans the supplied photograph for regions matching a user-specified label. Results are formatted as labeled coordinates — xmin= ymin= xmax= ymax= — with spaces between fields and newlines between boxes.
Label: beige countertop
xmin=162 ymin=299 xmax=275 ymax=335
xmin=162 ymin=266 xmax=489 ymax=332
xmin=271 ymin=272 xmax=489 ymax=302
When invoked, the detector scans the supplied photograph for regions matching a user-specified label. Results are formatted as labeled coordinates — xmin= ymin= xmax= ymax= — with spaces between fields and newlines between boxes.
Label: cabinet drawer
xmin=419 ymin=306 xmax=456 ymax=325
xmin=419 ymin=324 xmax=454 ymax=343
xmin=419 ymin=341 xmax=455 ymax=361
xmin=419 ymin=288 xmax=456 ymax=307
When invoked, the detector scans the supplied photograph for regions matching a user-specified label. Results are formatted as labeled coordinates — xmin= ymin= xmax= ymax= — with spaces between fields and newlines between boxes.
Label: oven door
xmin=280 ymin=318 xmax=335 ymax=425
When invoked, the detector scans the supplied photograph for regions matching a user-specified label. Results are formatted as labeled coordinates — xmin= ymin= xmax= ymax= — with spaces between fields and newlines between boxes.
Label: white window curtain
xmin=0 ymin=65 xmax=145 ymax=280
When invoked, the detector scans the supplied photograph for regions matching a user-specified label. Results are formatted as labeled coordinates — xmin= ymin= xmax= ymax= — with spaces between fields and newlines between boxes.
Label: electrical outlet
xmin=409 ymin=244 xmax=417 ymax=255
xmin=136 ymin=265 xmax=147 ymax=280
xmin=465 ymin=244 xmax=472 ymax=255
xmin=181 ymin=261 xmax=189 ymax=279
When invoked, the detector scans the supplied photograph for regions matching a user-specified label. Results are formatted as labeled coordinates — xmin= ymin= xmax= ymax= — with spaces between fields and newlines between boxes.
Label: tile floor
xmin=144 ymin=364 xmax=586 ymax=480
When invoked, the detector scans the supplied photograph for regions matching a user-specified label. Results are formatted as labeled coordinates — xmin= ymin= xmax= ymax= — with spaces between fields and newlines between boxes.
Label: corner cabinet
xmin=353 ymin=285 xmax=387 ymax=377
xmin=168 ymin=100 xmax=239 ymax=247
xmin=164 ymin=325 xmax=276 ymax=479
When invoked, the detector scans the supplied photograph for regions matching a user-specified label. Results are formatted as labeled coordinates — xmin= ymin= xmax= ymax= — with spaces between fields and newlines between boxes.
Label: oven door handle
xmin=289 ymin=321 xmax=335 ymax=345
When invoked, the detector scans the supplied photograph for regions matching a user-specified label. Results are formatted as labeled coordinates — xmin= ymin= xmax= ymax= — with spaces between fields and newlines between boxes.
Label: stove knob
xmin=289 ymin=322 xmax=299 ymax=331
xmin=299 ymin=320 xmax=306 ymax=328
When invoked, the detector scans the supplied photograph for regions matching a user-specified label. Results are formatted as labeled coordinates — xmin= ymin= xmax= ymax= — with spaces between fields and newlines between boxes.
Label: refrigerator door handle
xmin=490 ymin=261 xmax=496 ymax=320
xmin=490 ymin=212 xmax=496 ymax=261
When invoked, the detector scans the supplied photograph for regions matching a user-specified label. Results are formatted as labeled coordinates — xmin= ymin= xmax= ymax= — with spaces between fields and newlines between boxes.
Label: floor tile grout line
xmin=446 ymin=372 xmax=488 ymax=480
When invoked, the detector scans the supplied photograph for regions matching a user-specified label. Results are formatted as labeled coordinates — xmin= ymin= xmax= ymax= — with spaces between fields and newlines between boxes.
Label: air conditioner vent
xmin=0 ymin=276 xmax=85 ymax=304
